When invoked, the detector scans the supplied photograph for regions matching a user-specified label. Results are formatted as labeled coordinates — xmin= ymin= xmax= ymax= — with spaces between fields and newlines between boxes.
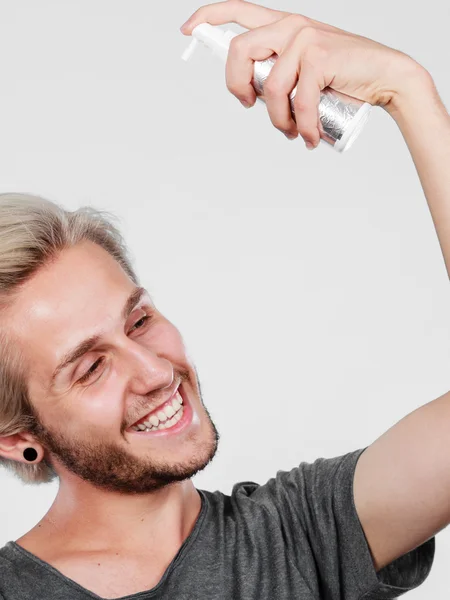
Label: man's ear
xmin=0 ymin=431 xmax=45 ymax=464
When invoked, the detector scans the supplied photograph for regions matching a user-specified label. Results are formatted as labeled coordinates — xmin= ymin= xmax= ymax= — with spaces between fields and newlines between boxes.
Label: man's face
xmin=5 ymin=241 xmax=218 ymax=493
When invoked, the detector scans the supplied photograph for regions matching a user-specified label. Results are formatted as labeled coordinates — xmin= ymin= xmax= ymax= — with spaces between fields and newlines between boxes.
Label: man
xmin=0 ymin=1 xmax=448 ymax=598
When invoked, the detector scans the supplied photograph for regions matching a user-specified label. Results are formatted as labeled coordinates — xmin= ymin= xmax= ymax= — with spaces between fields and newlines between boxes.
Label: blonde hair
xmin=0 ymin=193 xmax=138 ymax=484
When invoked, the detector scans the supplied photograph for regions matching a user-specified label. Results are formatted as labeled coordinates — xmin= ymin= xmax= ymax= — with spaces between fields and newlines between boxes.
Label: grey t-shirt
xmin=0 ymin=449 xmax=435 ymax=599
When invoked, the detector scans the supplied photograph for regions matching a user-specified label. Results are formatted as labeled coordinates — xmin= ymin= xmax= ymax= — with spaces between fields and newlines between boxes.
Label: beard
xmin=30 ymin=370 xmax=219 ymax=494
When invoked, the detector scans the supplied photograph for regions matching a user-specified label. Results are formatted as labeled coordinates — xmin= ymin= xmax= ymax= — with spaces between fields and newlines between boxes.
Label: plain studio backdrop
xmin=0 ymin=0 xmax=449 ymax=597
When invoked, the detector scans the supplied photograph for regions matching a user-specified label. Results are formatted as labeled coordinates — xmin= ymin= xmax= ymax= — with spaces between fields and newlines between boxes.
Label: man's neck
xmin=17 ymin=475 xmax=202 ymax=559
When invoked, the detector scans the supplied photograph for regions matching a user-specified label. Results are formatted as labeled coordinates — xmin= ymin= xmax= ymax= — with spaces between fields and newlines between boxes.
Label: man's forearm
xmin=388 ymin=70 xmax=450 ymax=276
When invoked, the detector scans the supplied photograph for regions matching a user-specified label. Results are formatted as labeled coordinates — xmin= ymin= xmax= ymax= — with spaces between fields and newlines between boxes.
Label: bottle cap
xmin=334 ymin=102 xmax=372 ymax=152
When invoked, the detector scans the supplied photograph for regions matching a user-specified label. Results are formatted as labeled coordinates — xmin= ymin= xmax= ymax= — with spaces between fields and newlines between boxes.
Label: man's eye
xmin=129 ymin=315 xmax=150 ymax=334
xmin=78 ymin=357 xmax=104 ymax=384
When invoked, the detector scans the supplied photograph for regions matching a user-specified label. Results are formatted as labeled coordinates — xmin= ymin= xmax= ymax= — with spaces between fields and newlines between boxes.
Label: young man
xmin=0 ymin=1 xmax=448 ymax=598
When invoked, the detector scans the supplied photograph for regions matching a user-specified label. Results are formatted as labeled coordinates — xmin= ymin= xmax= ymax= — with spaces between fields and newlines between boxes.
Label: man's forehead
xmin=3 ymin=242 xmax=138 ymax=368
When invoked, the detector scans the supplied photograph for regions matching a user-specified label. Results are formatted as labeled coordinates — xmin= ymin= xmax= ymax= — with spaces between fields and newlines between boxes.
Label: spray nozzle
xmin=181 ymin=38 xmax=200 ymax=62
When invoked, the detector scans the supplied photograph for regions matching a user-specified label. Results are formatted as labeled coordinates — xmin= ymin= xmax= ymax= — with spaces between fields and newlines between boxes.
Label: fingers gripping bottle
xmin=182 ymin=23 xmax=372 ymax=152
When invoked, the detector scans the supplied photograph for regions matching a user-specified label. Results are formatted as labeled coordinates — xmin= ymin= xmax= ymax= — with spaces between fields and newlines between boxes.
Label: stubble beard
xmin=30 ymin=372 xmax=219 ymax=494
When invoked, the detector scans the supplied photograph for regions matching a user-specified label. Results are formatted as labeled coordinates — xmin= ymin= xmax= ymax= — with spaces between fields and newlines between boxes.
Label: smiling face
xmin=4 ymin=241 xmax=218 ymax=493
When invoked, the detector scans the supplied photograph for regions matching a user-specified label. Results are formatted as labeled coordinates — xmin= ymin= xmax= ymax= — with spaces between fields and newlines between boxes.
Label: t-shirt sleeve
xmin=246 ymin=448 xmax=435 ymax=600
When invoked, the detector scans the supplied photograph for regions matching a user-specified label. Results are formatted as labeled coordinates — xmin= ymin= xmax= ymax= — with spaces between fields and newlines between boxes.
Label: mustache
xmin=122 ymin=368 xmax=191 ymax=432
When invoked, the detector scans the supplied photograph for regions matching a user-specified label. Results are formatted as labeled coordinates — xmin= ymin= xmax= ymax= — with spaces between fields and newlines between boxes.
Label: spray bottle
xmin=182 ymin=23 xmax=372 ymax=152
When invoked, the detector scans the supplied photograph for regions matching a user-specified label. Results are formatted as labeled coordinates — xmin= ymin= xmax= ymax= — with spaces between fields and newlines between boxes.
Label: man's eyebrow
xmin=121 ymin=286 xmax=147 ymax=322
xmin=50 ymin=286 xmax=147 ymax=386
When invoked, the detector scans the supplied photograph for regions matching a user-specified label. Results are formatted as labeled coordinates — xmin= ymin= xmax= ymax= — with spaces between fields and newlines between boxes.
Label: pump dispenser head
xmin=182 ymin=23 xmax=237 ymax=62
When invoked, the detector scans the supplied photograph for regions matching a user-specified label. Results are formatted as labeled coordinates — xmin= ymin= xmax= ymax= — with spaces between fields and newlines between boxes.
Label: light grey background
xmin=0 ymin=0 xmax=449 ymax=597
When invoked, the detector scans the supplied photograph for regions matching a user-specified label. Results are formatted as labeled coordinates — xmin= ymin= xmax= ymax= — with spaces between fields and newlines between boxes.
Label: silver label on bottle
xmin=252 ymin=56 xmax=365 ymax=146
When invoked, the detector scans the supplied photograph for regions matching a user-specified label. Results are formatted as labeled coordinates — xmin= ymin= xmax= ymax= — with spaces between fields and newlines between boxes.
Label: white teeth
xmin=164 ymin=405 xmax=175 ymax=418
xmin=157 ymin=411 xmax=167 ymax=422
xmin=131 ymin=400 xmax=185 ymax=433
xmin=178 ymin=392 xmax=183 ymax=404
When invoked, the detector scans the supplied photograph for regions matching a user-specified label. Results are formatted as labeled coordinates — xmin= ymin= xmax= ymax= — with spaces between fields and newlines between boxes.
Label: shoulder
xmin=0 ymin=542 xmax=17 ymax=565
xmin=0 ymin=543 xmax=22 ymax=590
xmin=201 ymin=449 xmax=365 ymax=513
xmin=231 ymin=449 xmax=365 ymax=515
xmin=198 ymin=448 xmax=364 ymax=531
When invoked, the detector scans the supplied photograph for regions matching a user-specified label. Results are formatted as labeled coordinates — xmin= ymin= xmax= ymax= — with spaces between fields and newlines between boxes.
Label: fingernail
xmin=305 ymin=142 xmax=315 ymax=150
xmin=240 ymin=100 xmax=251 ymax=109
xmin=285 ymin=133 xmax=297 ymax=140
xmin=180 ymin=19 xmax=190 ymax=32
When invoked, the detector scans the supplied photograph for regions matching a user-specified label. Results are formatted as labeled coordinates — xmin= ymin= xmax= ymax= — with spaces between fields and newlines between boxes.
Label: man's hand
xmin=181 ymin=0 xmax=428 ymax=149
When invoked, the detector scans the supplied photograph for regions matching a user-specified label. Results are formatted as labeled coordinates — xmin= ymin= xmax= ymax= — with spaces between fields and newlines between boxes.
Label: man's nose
xmin=122 ymin=341 xmax=173 ymax=396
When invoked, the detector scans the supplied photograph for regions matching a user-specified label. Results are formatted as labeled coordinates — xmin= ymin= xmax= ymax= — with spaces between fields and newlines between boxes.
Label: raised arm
xmin=182 ymin=0 xmax=450 ymax=572
xmin=356 ymin=92 xmax=450 ymax=571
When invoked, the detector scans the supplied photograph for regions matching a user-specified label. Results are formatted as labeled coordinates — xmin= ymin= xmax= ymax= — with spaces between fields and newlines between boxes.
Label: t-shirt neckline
xmin=7 ymin=489 xmax=208 ymax=600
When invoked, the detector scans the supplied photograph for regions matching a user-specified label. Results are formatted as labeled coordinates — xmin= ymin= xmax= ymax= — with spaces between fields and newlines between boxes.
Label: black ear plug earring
xmin=23 ymin=448 xmax=38 ymax=462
